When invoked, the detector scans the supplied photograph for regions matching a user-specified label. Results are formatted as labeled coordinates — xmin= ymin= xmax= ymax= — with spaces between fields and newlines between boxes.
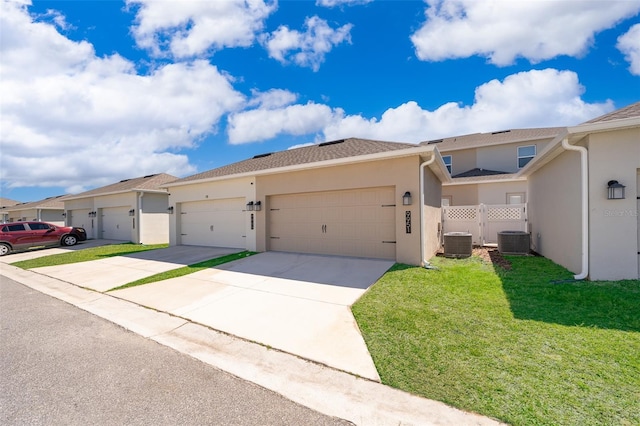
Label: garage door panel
xmin=269 ymin=187 xmax=396 ymax=260
xmin=180 ymin=199 xmax=245 ymax=248
xmin=102 ymin=206 xmax=132 ymax=241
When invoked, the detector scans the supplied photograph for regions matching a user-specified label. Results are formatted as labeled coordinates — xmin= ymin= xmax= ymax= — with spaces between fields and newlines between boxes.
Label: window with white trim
xmin=507 ymin=192 xmax=525 ymax=204
xmin=517 ymin=145 xmax=536 ymax=168
xmin=442 ymin=155 xmax=452 ymax=174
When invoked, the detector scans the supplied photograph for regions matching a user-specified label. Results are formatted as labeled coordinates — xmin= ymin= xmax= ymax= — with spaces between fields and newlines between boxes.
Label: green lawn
xmin=108 ymin=251 xmax=256 ymax=292
xmin=352 ymin=255 xmax=640 ymax=426
xmin=10 ymin=243 xmax=168 ymax=269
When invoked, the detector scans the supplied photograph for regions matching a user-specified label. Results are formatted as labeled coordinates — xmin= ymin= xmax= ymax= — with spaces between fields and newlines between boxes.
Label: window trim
xmin=517 ymin=145 xmax=536 ymax=169
xmin=442 ymin=155 xmax=452 ymax=174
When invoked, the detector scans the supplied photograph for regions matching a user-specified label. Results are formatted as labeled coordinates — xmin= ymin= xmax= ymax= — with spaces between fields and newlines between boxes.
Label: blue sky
xmin=2 ymin=0 xmax=639 ymax=202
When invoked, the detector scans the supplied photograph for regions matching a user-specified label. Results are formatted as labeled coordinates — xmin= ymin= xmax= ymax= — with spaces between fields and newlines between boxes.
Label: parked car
xmin=0 ymin=221 xmax=87 ymax=256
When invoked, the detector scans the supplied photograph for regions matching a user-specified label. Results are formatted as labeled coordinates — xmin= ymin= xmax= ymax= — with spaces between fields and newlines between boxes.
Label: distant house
xmin=163 ymin=138 xmax=450 ymax=266
xmin=2 ymin=195 xmax=68 ymax=225
xmin=521 ymin=102 xmax=640 ymax=281
xmin=62 ymin=173 xmax=177 ymax=244
xmin=0 ymin=197 xmax=21 ymax=223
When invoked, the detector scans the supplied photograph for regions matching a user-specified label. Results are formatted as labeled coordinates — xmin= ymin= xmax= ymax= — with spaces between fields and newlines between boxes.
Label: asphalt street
xmin=0 ymin=277 xmax=352 ymax=426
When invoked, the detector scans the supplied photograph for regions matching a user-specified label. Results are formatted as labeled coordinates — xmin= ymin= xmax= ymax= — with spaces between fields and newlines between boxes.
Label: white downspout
xmin=561 ymin=137 xmax=589 ymax=280
xmin=420 ymin=153 xmax=437 ymax=268
xmin=136 ymin=192 xmax=143 ymax=244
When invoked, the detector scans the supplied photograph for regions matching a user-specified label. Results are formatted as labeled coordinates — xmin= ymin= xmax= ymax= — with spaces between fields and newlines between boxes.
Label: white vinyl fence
xmin=442 ymin=203 xmax=527 ymax=245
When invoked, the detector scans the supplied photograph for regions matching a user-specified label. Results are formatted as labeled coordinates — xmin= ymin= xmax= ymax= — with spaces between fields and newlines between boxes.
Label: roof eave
xmin=63 ymin=188 xmax=168 ymax=201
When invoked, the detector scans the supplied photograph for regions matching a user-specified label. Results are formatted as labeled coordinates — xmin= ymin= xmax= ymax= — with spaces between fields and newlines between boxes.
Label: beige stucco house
xmin=2 ymin=195 xmax=68 ymax=225
xmin=521 ymin=102 xmax=640 ymax=281
xmin=63 ymin=173 xmax=176 ymax=244
xmin=164 ymin=138 xmax=450 ymax=266
xmin=422 ymin=127 xmax=565 ymax=206
xmin=0 ymin=197 xmax=21 ymax=223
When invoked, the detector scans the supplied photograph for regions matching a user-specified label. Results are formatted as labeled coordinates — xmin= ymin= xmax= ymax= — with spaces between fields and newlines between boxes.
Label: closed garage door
xmin=69 ymin=209 xmax=91 ymax=230
xmin=269 ymin=186 xmax=396 ymax=259
xmin=180 ymin=198 xmax=245 ymax=248
xmin=102 ymin=206 xmax=132 ymax=241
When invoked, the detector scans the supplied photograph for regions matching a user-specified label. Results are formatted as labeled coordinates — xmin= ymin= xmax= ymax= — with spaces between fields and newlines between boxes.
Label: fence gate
xmin=442 ymin=204 xmax=527 ymax=246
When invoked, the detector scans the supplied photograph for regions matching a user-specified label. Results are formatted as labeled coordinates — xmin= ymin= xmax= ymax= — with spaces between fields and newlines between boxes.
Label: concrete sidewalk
xmin=0 ymin=247 xmax=503 ymax=425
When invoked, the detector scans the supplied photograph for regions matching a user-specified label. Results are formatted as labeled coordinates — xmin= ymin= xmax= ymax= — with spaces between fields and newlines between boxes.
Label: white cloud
xmin=247 ymin=88 xmax=299 ymax=109
xmin=411 ymin=0 xmax=640 ymax=66
xmin=316 ymin=0 xmax=373 ymax=7
xmin=128 ymin=0 xmax=276 ymax=58
xmin=617 ymin=23 xmax=640 ymax=76
xmin=262 ymin=16 xmax=353 ymax=71
xmin=0 ymin=1 xmax=245 ymax=193
xmin=322 ymin=69 xmax=614 ymax=142
xmin=227 ymin=103 xmax=339 ymax=144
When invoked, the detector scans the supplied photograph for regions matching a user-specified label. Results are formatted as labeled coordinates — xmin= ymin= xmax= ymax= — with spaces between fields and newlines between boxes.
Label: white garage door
xmin=269 ymin=187 xmax=396 ymax=259
xmin=69 ymin=209 xmax=91 ymax=229
xmin=180 ymin=198 xmax=245 ymax=248
xmin=102 ymin=206 xmax=132 ymax=241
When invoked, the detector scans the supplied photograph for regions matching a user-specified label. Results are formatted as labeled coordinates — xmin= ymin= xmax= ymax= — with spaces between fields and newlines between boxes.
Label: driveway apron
xmin=30 ymin=246 xmax=242 ymax=292
xmin=111 ymin=252 xmax=393 ymax=381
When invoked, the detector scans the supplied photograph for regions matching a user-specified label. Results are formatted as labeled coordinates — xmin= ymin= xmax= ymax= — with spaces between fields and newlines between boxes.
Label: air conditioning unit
xmin=497 ymin=231 xmax=530 ymax=255
xmin=443 ymin=232 xmax=472 ymax=258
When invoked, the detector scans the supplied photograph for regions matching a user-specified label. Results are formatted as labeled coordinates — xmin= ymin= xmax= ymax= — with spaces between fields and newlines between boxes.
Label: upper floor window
xmin=442 ymin=155 xmax=452 ymax=174
xmin=517 ymin=145 xmax=536 ymax=168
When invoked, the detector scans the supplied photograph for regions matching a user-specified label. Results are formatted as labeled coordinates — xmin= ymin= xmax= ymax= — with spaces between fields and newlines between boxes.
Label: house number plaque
xmin=405 ymin=211 xmax=411 ymax=233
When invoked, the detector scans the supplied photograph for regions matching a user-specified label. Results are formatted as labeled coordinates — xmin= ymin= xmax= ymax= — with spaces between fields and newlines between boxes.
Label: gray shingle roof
xmin=170 ymin=138 xmax=418 ymax=184
xmin=420 ymin=127 xmax=565 ymax=151
xmin=67 ymin=173 xmax=177 ymax=199
xmin=0 ymin=198 xmax=20 ymax=208
xmin=452 ymin=168 xmax=509 ymax=178
xmin=3 ymin=195 xmax=69 ymax=211
xmin=583 ymin=101 xmax=640 ymax=124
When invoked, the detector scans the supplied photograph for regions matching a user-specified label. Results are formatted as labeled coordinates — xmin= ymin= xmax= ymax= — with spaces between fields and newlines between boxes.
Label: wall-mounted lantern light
xmin=61 ymin=212 xmax=67 ymax=218
xmin=403 ymin=191 xmax=412 ymax=206
xmin=246 ymin=201 xmax=254 ymax=211
xmin=88 ymin=211 xmax=97 ymax=218
xmin=607 ymin=180 xmax=626 ymax=200
xmin=167 ymin=206 xmax=174 ymax=214
xmin=254 ymin=201 xmax=262 ymax=211
xmin=128 ymin=209 xmax=135 ymax=216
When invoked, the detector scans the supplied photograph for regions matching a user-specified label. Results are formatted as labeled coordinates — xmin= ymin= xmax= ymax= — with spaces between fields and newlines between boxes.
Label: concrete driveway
xmin=110 ymin=252 xmax=394 ymax=380
xmin=31 ymin=245 xmax=242 ymax=292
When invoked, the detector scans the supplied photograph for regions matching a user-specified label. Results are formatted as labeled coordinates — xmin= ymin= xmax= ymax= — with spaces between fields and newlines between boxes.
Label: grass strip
xmin=352 ymin=255 xmax=640 ymax=425
xmin=108 ymin=251 xmax=256 ymax=292
xmin=11 ymin=243 xmax=168 ymax=269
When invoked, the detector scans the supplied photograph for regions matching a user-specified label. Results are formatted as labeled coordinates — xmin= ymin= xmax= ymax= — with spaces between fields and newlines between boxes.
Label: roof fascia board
xmin=567 ymin=116 xmax=640 ymax=136
xmin=517 ymin=130 xmax=569 ymax=177
xmin=63 ymin=188 xmax=168 ymax=201
xmin=436 ymin=133 xmax=563 ymax=153
xmin=444 ymin=176 xmax=526 ymax=186
xmin=164 ymin=146 xmax=440 ymax=188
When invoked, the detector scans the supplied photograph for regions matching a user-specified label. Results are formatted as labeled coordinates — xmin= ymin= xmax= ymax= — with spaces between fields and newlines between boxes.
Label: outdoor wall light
xmin=61 ymin=212 xmax=66 ymax=218
xmin=88 ymin=211 xmax=97 ymax=218
xmin=167 ymin=206 xmax=174 ymax=214
xmin=246 ymin=201 xmax=254 ymax=211
xmin=607 ymin=180 xmax=626 ymax=200
xmin=128 ymin=209 xmax=135 ymax=216
xmin=403 ymin=191 xmax=412 ymax=206
xmin=254 ymin=201 xmax=262 ymax=211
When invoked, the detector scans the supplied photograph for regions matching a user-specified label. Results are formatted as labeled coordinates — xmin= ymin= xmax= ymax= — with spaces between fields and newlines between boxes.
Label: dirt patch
xmin=472 ymin=246 xmax=511 ymax=270
xmin=437 ymin=246 xmax=512 ymax=270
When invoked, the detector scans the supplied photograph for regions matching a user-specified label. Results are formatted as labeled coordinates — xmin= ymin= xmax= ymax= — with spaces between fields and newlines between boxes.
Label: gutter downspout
xmin=561 ymin=137 xmax=589 ymax=280
xmin=420 ymin=153 xmax=437 ymax=269
xmin=136 ymin=192 xmax=143 ymax=244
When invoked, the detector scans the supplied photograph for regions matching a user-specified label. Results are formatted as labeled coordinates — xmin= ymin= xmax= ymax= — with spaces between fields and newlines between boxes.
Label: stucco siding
xmin=422 ymin=165 xmax=443 ymax=261
xmin=528 ymin=149 xmax=583 ymax=274
xmin=587 ymin=128 xmax=640 ymax=280
xmin=140 ymin=212 xmax=169 ymax=244
xmin=440 ymin=148 xmax=476 ymax=176
xmin=442 ymin=184 xmax=479 ymax=206
xmin=256 ymin=156 xmax=425 ymax=265
xmin=477 ymin=181 xmax=527 ymax=204
xmin=168 ymin=177 xmax=255 ymax=248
